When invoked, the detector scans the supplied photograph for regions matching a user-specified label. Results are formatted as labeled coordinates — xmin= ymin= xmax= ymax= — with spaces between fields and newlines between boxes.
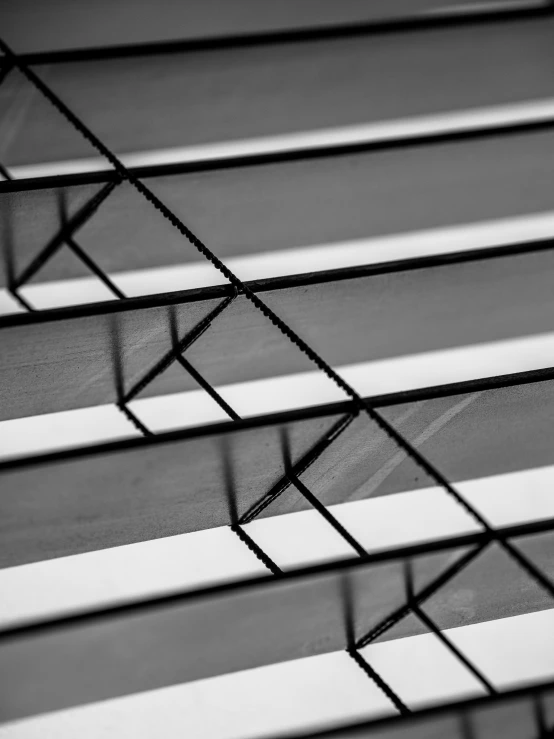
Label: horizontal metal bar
xmin=2 ymin=246 xmax=554 ymax=420
xmin=2 ymin=0 xmax=549 ymax=58
xmin=2 ymin=127 xmax=554 ymax=288
xmin=2 ymin=17 xmax=554 ymax=169
xmin=2 ymin=375 xmax=554 ymax=567
xmin=1 ymin=364 xmax=552 ymax=471
xmin=0 ymin=517 xmax=553 ymax=722
xmin=5 ymin=104 xmax=554 ymax=184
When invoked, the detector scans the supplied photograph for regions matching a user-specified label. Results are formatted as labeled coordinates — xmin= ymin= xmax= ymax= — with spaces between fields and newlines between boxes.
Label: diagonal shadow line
xmin=220 ymin=435 xmax=239 ymax=526
xmin=340 ymin=573 xmax=357 ymax=650
xmin=0 ymin=188 xmax=15 ymax=288
xmin=459 ymin=712 xmax=477 ymax=739
xmin=0 ymin=64 xmax=14 ymax=176
xmin=13 ymin=178 xmax=118 ymax=287
xmin=108 ymin=310 xmax=124 ymax=403
xmin=108 ymin=308 xmax=153 ymax=436
xmin=58 ymin=183 xmax=68 ymax=227
xmin=216 ymin=368 xmax=282 ymax=574
xmin=532 ymin=694 xmax=548 ymax=737
xmin=122 ymin=291 xmax=237 ymax=404
xmin=0 ymin=182 xmax=34 ymax=310
xmin=0 ymin=161 xmax=12 ymax=180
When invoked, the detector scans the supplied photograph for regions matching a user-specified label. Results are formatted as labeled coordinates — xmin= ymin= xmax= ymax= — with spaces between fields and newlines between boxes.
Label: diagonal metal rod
xmin=230 ymin=524 xmax=282 ymax=576
xmin=240 ymin=412 xmax=358 ymax=524
xmin=122 ymin=292 xmax=237 ymax=403
xmin=4 ymin=33 xmax=554 ymax=724
xmin=175 ymin=354 xmax=241 ymax=421
xmin=5 ymin=37 xmax=554 ymax=656
xmin=6 ymin=36 xmax=553 ymax=610
xmin=8 ymin=287 xmax=35 ymax=311
xmin=412 ymin=603 xmax=497 ymax=695
xmin=117 ymin=402 xmax=155 ymax=437
xmin=119 ymin=294 xmax=240 ymax=436
xmin=347 ymin=647 xmax=411 ymax=716
xmin=357 ymin=542 xmax=489 ymax=649
xmin=286 ymin=470 xmax=367 ymax=558
xmin=13 ymin=179 xmax=118 ymax=288
xmin=66 ymin=236 xmax=126 ymax=300
xmin=402 ymin=558 xmax=497 ymax=695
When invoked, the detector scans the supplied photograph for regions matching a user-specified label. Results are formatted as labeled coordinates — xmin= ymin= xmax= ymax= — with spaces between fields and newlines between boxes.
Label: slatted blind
xmin=2 ymin=1 xmax=554 ymax=736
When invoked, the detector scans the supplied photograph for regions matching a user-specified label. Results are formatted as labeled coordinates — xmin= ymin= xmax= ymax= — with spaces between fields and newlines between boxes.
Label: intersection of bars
xmin=2 ymin=16 xmax=554 ymax=738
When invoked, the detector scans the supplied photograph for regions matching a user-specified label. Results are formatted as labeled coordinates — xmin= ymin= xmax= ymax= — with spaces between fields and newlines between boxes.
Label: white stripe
xmin=0 ymin=405 xmax=141 ymax=459
xmin=5 ymin=211 xmax=554 ymax=314
xmin=424 ymin=0 xmax=548 ymax=14
xmin=2 ymin=462 xmax=553 ymax=627
xmin=2 ymin=331 xmax=554 ymax=460
xmin=130 ymin=331 xmax=554 ymax=434
xmin=362 ymin=609 xmax=554 ymax=705
xmin=6 ymin=99 xmax=554 ymax=181
xmin=1 ymin=609 xmax=552 ymax=738
xmin=0 ymin=527 xmax=268 ymax=629
xmin=248 ymin=465 xmax=554 ymax=569
xmin=0 ymin=651 xmax=395 ymax=738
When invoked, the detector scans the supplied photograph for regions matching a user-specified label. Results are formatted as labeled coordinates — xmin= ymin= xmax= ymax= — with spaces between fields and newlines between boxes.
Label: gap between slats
xmin=2 ymin=462 xmax=554 ymax=628
xmin=0 ymin=610 xmax=552 ymax=738
xmin=0 ymin=211 xmax=550 ymax=314
xmin=1 ymin=331 xmax=553 ymax=460
xmin=2 ymin=100 xmax=553 ymax=181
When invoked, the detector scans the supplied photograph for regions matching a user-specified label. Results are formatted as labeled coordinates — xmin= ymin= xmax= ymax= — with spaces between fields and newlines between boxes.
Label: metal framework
xmin=1 ymin=4 xmax=554 ymax=734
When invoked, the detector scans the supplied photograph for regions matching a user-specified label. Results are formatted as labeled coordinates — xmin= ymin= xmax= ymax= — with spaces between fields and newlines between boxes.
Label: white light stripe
xmin=6 ymin=99 xmax=554 ymax=181
xmin=130 ymin=331 xmax=554 ymax=434
xmin=362 ymin=632 xmax=486 ymax=709
xmin=0 ymin=651 xmax=394 ymax=738
xmin=6 ymin=211 xmax=554 ymax=314
xmin=424 ymin=0 xmax=548 ymax=14
xmin=248 ymin=465 xmax=554 ymax=569
xmin=2 ymin=462 xmax=554 ymax=627
xmin=0 ymin=527 xmax=268 ymax=629
xmin=1 ymin=609 xmax=553 ymax=738
xmin=362 ymin=609 xmax=554 ymax=706
xmin=2 ymin=331 xmax=554 ymax=460
xmin=0 ymin=405 xmax=141 ymax=459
